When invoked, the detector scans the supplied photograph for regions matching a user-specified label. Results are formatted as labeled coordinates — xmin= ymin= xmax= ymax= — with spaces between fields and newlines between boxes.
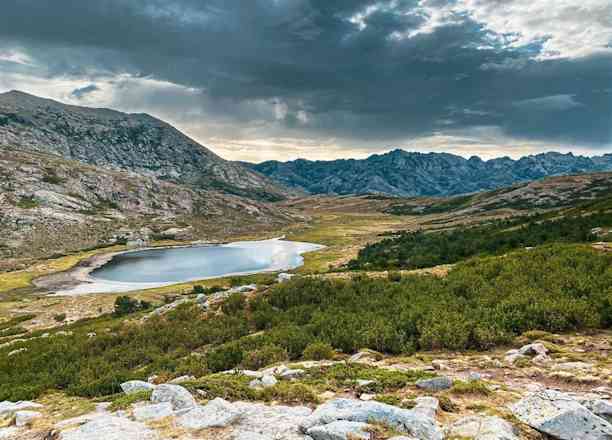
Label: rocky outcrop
xmin=177 ymin=398 xmax=241 ymax=429
xmin=307 ymin=420 xmax=371 ymax=440
xmin=150 ymin=384 xmax=196 ymax=412
xmin=446 ymin=415 xmax=519 ymax=440
xmin=120 ymin=380 xmax=156 ymax=395
xmin=60 ymin=415 xmax=159 ymax=440
xmin=415 ymin=377 xmax=453 ymax=392
xmin=299 ymin=398 xmax=443 ymax=440
xmin=511 ymin=389 xmax=612 ymax=440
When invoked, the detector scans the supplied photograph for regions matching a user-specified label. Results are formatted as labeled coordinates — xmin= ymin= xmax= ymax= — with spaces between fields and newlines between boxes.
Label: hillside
xmin=0 ymin=91 xmax=287 ymax=201
xmin=0 ymin=146 xmax=296 ymax=266
xmin=250 ymin=149 xmax=612 ymax=197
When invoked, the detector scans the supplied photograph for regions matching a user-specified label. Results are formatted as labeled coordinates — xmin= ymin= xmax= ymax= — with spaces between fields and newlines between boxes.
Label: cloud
xmin=0 ymin=0 xmax=610 ymax=160
xmin=71 ymin=84 xmax=99 ymax=99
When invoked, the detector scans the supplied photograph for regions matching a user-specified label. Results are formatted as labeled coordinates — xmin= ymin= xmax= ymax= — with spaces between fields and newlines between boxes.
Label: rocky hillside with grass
xmin=385 ymin=172 xmax=612 ymax=215
xmin=0 ymin=90 xmax=288 ymax=202
xmin=250 ymin=149 xmax=612 ymax=197
xmin=0 ymin=146 xmax=296 ymax=266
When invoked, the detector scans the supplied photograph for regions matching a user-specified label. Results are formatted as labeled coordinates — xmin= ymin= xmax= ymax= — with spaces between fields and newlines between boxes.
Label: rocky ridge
xmin=0 ymin=90 xmax=288 ymax=202
xmin=250 ymin=149 xmax=612 ymax=197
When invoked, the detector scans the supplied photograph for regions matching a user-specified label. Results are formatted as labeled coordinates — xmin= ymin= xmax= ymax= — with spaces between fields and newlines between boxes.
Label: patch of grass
xmin=16 ymin=196 xmax=39 ymax=209
xmin=450 ymin=380 xmax=492 ymax=396
xmin=109 ymin=390 xmax=152 ymax=411
xmin=260 ymin=382 xmax=318 ymax=404
xmin=302 ymin=364 xmax=434 ymax=394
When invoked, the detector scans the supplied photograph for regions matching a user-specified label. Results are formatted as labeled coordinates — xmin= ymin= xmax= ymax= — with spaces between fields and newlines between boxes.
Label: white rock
xmin=359 ymin=394 xmax=375 ymax=401
xmin=241 ymin=370 xmax=265 ymax=379
xmin=518 ymin=343 xmax=548 ymax=357
xmin=307 ymin=420 xmax=371 ymax=440
xmin=0 ymin=427 xmax=20 ymax=439
xmin=169 ymin=375 xmax=195 ymax=384
xmin=232 ymin=402 xmax=312 ymax=440
xmin=511 ymin=389 xmax=612 ymax=440
xmin=532 ymin=354 xmax=552 ymax=366
xmin=504 ymin=351 xmax=527 ymax=365
xmin=0 ymin=401 xmax=43 ymax=418
xmin=431 ymin=360 xmax=450 ymax=371
xmin=150 ymin=384 xmax=196 ymax=412
xmin=415 ymin=376 xmax=452 ymax=391
xmin=412 ymin=397 xmax=439 ymax=419
xmin=233 ymin=431 xmax=270 ymax=440
xmin=356 ymin=380 xmax=375 ymax=388
xmin=584 ymin=400 xmax=612 ymax=422
xmin=120 ymin=380 xmax=156 ymax=395
xmin=280 ymin=369 xmax=306 ymax=380
xmin=446 ymin=415 xmax=519 ymax=440
xmin=14 ymin=410 xmax=42 ymax=427
xmin=133 ymin=402 xmax=174 ymax=422
xmin=177 ymin=398 xmax=241 ymax=429
xmin=300 ymin=398 xmax=443 ymax=440
xmin=277 ymin=273 xmax=294 ymax=283
xmin=60 ymin=415 xmax=158 ymax=440
xmin=261 ymin=375 xmax=278 ymax=388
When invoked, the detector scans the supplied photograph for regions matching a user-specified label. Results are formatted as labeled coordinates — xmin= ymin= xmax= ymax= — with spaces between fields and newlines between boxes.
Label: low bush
xmin=241 ymin=344 xmax=288 ymax=370
xmin=302 ymin=342 xmax=335 ymax=360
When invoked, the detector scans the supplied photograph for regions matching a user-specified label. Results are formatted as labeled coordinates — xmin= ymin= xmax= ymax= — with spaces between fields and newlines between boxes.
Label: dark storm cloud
xmin=0 ymin=0 xmax=611 ymax=149
xmin=71 ymin=84 xmax=100 ymax=99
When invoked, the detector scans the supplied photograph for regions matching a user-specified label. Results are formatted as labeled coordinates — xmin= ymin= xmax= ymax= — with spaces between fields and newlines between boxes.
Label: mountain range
xmin=250 ymin=150 xmax=612 ymax=197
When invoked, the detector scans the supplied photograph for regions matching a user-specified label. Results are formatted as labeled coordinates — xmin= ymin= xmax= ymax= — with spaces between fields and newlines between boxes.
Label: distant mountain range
xmin=0 ymin=90 xmax=287 ymax=201
xmin=250 ymin=149 xmax=612 ymax=197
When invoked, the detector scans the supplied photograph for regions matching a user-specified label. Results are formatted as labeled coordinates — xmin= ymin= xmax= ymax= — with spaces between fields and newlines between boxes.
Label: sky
xmin=0 ymin=0 xmax=611 ymax=162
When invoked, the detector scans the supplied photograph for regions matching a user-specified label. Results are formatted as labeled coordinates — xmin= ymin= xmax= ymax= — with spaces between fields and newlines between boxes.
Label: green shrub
xmin=205 ymin=342 xmax=244 ymax=372
xmin=113 ymin=296 xmax=149 ymax=317
xmin=53 ymin=313 xmax=67 ymax=323
xmin=109 ymin=390 xmax=152 ymax=411
xmin=450 ymin=380 xmax=492 ymax=396
xmin=222 ymin=293 xmax=246 ymax=316
xmin=241 ymin=344 xmax=288 ymax=370
xmin=302 ymin=342 xmax=335 ymax=360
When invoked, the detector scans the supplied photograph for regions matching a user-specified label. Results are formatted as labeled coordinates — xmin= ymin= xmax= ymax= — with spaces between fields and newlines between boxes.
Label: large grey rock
xmin=120 ymin=380 xmax=156 ymax=395
xmin=232 ymin=402 xmax=312 ymax=440
xmin=307 ymin=420 xmax=371 ymax=440
xmin=14 ymin=410 xmax=42 ymax=427
xmin=415 ymin=376 xmax=452 ymax=392
xmin=133 ymin=402 xmax=174 ymax=422
xmin=0 ymin=427 xmax=20 ymax=439
xmin=584 ymin=400 xmax=612 ymax=423
xmin=511 ymin=390 xmax=612 ymax=440
xmin=60 ymin=415 xmax=158 ymax=440
xmin=177 ymin=398 xmax=241 ymax=429
xmin=0 ymin=401 xmax=43 ymax=418
xmin=299 ymin=398 xmax=443 ymax=440
xmin=518 ymin=343 xmax=548 ymax=356
xmin=150 ymin=384 xmax=196 ymax=412
xmin=446 ymin=415 xmax=519 ymax=440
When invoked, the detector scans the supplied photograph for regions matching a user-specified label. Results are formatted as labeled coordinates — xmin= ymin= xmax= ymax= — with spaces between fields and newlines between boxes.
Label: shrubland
xmin=348 ymin=211 xmax=612 ymax=270
xmin=0 ymin=244 xmax=609 ymax=402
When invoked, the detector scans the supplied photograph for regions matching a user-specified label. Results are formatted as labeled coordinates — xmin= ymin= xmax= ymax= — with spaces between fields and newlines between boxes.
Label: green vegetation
xmin=450 ymin=380 xmax=492 ymax=396
xmin=348 ymin=211 xmax=612 ymax=270
xmin=16 ymin=195 xmax=39 ymax=209
xmin=0 ymin=244 xmax=609 ymax=402
xmin=109 ymin=390 xmax=152 ymax=411
xmin=113 ymin=296 xmax=151 ymax=317
xmin=386 ymin=194 xmax=475 ymax=215
xmin=302 ymin=341 xmax=336 ymax=360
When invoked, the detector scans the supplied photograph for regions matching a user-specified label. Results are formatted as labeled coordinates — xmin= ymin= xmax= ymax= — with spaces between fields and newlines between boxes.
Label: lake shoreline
xmin=34 ymin=238 xmax=324 ymax=296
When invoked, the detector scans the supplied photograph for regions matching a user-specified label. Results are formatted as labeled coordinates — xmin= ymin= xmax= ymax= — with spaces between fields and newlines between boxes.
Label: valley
xmin=0 ymin=91 xmax=611 ymax=440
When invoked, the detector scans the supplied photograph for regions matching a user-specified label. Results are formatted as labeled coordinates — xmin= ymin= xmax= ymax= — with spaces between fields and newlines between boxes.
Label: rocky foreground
xmin=0 ymin=335 xmax=610 ymax=440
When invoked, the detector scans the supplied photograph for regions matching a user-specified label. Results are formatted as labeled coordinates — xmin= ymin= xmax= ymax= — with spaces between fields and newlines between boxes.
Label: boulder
xmin=518 ymin=343 xmax=548 ymax=357
xmin=307 ymin=420 xmax=371 ymax=440
xmin=412 ymin=397 xmax=439 ymax=419
xmin=277 ymin=273 xmax=294 ymax=283
xmin=133 ymin=402 xmax=174 ymax=422
xmin=504 ymin=350 xmax=527 ymax=365
xmin=233 ymin=432 xmax=270 ymax=440
xmin=169 ymin=375 xmax=195 ymax=384
xmin=584 ymin=400 xmax=612 ymax=423
xmin=232 ymin=401 xmax=312 ymax=440
xmin=0 ymin=427 xmax=19 ymax=439
xmin=415 ymin=376 xmax=452 ymax=392
xmin=60 ymin=415 xmax=158 ymax=440
xmin=177 ymin=398 xmax=241 ymax=429
xmin=14 ymin=410 xmax=42 ymax=427
xmin=0 ymin=401 xmax=43 ymax=418
xmin=261 ymin=375 xmax=278 ymax=387
xmin=555 ymin=361 xmax=594 ymax=371
xmin=299 ymin=398 xmax=443 ymax=440
xmin=120 ymin=380 xmax=156 ymax=395
xmin=280 ymin=368 xmax=306 ymax=380
xmin=446 ymin=415 xmax=518 ymax=440
xmin=150 ymin=384 xmax=196 ymax=412
xmin=511 ymin=389 xmax=612 ymax=440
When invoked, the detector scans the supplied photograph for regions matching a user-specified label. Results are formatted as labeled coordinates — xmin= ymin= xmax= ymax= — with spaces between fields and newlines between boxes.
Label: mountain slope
xmin=0 ymin=146 xmax=296 ymax=265
xmin=250 ymin=149 xmax=612 ymax=197
xmin=0 ymin=90 xmax=286 ymax=201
